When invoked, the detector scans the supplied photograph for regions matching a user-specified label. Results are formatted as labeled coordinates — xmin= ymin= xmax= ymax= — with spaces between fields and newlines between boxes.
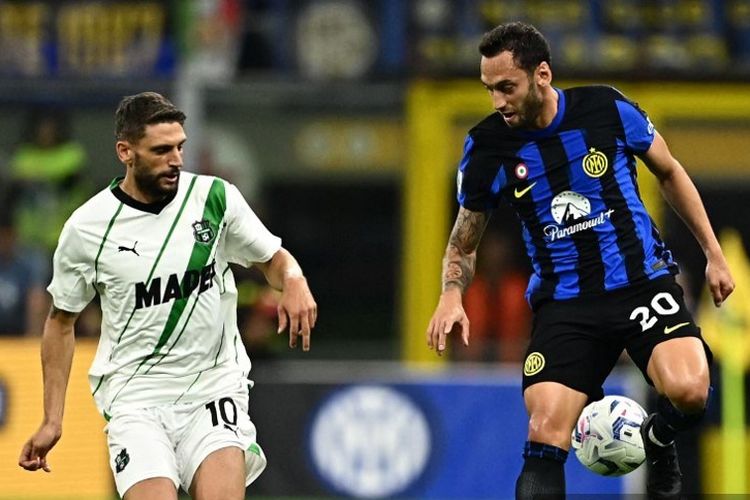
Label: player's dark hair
xmin=479 ymin=22 xmax=550 ymax=74
xmin=115 ymin=92 xmax=186 ymax=143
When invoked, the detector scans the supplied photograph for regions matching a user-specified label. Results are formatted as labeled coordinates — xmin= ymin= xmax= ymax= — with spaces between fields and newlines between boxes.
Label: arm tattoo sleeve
xmin=442 ymin=208 xmax=490 ymax=293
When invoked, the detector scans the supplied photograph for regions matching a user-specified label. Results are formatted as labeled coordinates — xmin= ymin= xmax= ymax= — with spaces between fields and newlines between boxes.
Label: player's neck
xmin=119 ymin=176 xmax=168 ymax=205
xmin=534 ymin=86 xmax=559 ymax=129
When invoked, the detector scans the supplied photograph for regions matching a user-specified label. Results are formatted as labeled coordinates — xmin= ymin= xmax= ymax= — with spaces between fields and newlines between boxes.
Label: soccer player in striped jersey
xmin=19 ymin=92 xmax=317 ymax=499
xmin=426 ymin=22 xmax=734 ymax=499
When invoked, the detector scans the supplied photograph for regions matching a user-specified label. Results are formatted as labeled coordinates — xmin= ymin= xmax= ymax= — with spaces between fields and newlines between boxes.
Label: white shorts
xmin=105 ymin=389 xmax=267 ymax=497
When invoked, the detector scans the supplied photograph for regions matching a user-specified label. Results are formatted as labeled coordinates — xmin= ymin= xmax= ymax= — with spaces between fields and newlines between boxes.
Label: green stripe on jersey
xmin=173 ymin=371 xmax=204 ymax=404
xmin=144 ymin=286 xmax=201 ymax=372
xmin=91 ymin=203 xmax=124 ymax=396
xmin=107 ymin=178 xmax=227 ymax=410
xmin=91 ymin=374 xmax=105 ymax=397
xmin=113 ymin=175 xmax=198 ymax=347
xmin=94 ymin=203 xmax=124 ymax=283
xmin=212 ymin=326 xmax=226 ymax=367
xmin=105 ymin=176 xmax=201 ymax=404
xmin=150 ymin=178 xmax=226 ymax=355
xmin=145 ymin=176 xmax=200 ymax=285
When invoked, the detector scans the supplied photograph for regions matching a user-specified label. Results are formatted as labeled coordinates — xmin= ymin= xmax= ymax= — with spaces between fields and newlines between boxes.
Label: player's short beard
xmin=515 ymin=79 xmax=545 ymax=129
xmin=132 ymin=153 xmax=179 ymax=201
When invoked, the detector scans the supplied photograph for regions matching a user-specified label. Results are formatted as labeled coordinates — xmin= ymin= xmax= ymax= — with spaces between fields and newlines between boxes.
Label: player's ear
xmin=115 ymin=141 xmax=133 ymax=164
xmin=535 ymin=61 xmax=552 ymax=87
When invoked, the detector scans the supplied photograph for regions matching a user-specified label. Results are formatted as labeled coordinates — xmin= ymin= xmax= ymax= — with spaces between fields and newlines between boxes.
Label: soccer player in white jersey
xmin=18 ymin=92 xmax=318 ymax=499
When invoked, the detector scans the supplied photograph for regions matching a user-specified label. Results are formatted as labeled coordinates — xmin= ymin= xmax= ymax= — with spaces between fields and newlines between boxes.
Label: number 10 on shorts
xmin=205 ymin=397 xmax=238 ymax=427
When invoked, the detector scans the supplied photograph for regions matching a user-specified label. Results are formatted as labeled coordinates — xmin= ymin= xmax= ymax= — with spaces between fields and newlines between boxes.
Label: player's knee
xmin=528 ymin=411 xmax=572 ymax=448
xmin=663 ymin=376 xmax=709 ymax=413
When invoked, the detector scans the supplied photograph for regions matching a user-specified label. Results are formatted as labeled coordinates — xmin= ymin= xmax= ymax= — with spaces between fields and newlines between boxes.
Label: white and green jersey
xmin=48 ymin=172 xmax=281 ymax=418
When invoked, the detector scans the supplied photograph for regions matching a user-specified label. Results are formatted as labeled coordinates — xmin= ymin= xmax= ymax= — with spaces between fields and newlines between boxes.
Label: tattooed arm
xmin=443 ymin=207 xmax=491 ymax=292
xmin=19 ymin=306 xmax=79 ymax=473
xmin=427 ymin=207 xmax=491 ymax=356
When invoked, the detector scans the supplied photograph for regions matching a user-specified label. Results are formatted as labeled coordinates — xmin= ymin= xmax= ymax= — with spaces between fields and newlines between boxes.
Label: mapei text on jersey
xmin=134 ymin=260 xmax=217 ymax=310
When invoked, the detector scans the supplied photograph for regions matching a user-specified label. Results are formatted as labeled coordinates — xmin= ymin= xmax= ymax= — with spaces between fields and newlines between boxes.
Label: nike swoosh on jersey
xmin=514 ymin=182 xmax=537 ymax=199
xmin=664 ymin=322 xmax=690 ymax=334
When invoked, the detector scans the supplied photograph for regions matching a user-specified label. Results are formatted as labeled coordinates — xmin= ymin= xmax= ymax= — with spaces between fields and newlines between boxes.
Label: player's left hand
xmin=706 ymin=253 xmax=735 ymax=307
xmin=277 ymin=275 xmax=317 ymax=351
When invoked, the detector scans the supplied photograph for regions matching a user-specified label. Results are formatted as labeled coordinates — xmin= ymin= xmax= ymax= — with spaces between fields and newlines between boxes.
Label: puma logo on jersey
xmin=134 ymin=260 xmax=216 ymax=310
xmin=118 ymin=241 xmax=139 ymax=256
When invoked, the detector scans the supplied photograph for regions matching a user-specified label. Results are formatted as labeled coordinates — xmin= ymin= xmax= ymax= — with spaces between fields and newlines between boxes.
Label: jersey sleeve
xmin=47 ymin=221 xmax=96 ymax=313
xmin=615 ymin=97 xmax=656 ymax=154
xmin=456 ymin=131 xmax=505 ymax=212
xmin=222 ymin=182 xmax=282 ymax=266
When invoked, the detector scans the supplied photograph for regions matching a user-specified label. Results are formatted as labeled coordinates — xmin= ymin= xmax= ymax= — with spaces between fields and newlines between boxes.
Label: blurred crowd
xmin=3 ymin=0 xmax=750 ymax=81
xmin=0 ymin=109 xmax=86 ymax=337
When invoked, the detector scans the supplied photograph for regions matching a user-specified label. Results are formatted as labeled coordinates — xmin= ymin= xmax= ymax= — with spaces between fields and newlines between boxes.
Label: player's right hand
xmin=18 ymin=422 xmax=61 ymax=472
xmin=426 ymin=289 xmax=470 ymax=356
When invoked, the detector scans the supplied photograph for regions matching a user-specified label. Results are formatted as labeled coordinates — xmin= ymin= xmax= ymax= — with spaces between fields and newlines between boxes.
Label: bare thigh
xmin=189 ymin=446 xmax=246 ymax=500
xmin=647 ymin=336 xmax=710 ymax=411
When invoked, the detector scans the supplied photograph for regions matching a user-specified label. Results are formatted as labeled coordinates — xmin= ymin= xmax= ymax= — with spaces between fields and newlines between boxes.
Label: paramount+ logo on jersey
xmin=134 ymin=260 xmax=216 ymax=310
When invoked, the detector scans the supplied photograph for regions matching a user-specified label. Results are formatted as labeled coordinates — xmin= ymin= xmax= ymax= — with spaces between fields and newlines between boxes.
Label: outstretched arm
xmin=255 ymin=248 xmax=317 ymax=351
xmin=426 ymin=207 xmax=490 ymax=355
xmin=19 ymin=306 xmax=79 ymax=472
xmin=640 ymin=131 xmax=735 ymax=306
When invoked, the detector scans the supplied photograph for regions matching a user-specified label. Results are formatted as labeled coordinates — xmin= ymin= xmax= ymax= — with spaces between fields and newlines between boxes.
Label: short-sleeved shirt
xmin=48 ymin=172 xmax=281 ymax=417
xmin=457 ymin=85 xmax=676 ymax=308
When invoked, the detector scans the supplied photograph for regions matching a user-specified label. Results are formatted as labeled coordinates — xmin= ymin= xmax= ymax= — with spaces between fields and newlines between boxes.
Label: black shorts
xmin=521 ymin=275 xmax=712 ymax=402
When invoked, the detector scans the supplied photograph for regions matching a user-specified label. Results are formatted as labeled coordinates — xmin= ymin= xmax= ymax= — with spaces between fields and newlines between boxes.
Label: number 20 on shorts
xmin=629 ymin=292 xmax=680 ymax=332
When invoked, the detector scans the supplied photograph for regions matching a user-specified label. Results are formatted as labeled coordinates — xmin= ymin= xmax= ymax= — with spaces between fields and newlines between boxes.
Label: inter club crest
xmin=582 ymin=147 xmax=608 ymax=178
xmin=192 ymin=219 xmax=215 ymax=244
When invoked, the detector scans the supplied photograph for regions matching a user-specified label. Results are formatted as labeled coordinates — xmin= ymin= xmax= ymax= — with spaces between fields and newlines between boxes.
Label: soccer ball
xmin=571 ymin=395 xmax=648 ymax=476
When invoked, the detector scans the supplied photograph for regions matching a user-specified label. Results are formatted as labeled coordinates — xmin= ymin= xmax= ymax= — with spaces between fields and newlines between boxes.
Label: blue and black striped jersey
xmin=457 ymin=85 xmax=677 ymax=307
